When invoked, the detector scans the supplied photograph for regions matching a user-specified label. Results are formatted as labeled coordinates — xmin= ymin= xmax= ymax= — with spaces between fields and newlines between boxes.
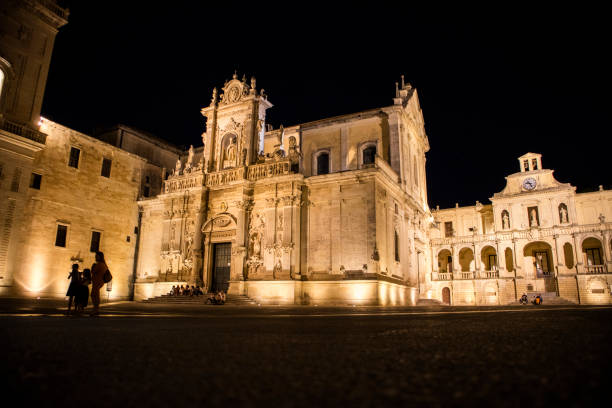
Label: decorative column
xmin=232 ymin=198 xmax=252 ymax=282
xmin=281 ymin=194 xmax=301 ymax=279
xmin=264 ymin=197 xmax=278 ymax=275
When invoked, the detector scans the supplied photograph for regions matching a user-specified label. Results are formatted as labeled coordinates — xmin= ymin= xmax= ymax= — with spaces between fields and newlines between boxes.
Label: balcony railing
xmin=584 ymin=265 xmax=607 ymax=274
xmin=459 ymin=272 xmax=474 ymax=280
xmin=205 ymin=167 xmax=246 ymax=187
xmin=247 ymin=160 xmax=292 ymax=181
xmin=434 ymin=272 xmax=453 ymax=281
xmin=480 ymin=270 xmax=499 ymax=279
xmin=0 ymin=118 xmax=46 ymax=144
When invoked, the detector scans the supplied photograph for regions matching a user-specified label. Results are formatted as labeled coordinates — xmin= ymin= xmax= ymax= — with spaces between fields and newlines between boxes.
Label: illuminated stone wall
xmin=12 ymin=120 xmax=144 ymax=299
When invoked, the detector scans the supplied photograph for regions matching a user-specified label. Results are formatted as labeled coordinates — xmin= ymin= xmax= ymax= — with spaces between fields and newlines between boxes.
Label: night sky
xmin=41 ymin=3 xmax=610 ymax=209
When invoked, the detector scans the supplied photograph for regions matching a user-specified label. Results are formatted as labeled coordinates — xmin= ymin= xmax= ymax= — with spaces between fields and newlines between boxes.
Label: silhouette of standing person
xmin=90 ymin=251 xmax=108 ymax=316
xmin=66 ymin=263 xmax=80 ymax=315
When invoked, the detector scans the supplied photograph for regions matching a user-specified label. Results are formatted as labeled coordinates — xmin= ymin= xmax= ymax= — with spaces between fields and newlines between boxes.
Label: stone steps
xmin=510 ymin=292 xmax=576 ymax=305
xmin=416 ymin=298 xmax=445 ymax=306
xmin=141 ymin=294 xmax=257 ymax=306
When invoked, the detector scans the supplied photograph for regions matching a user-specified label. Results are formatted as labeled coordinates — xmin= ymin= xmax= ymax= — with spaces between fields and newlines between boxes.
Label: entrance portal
xmin=212 ymin=243 xmax=231 ymax=293
xmin=442 ymin=287 xmax=451 ymax=305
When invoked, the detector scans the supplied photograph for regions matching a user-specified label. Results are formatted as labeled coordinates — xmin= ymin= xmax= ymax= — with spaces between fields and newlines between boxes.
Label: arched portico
xmin=582 ymin=237 xmax=605 ymax=273
xmin=437 ymin=249 xmax=452 ymax=273
xmin=523 ymin=241 xmax=554 ymax=278
xmin=481 ymin=245 xmax=497 ymax=271
xmin=458 ymin=247 xmax=474 ymax=278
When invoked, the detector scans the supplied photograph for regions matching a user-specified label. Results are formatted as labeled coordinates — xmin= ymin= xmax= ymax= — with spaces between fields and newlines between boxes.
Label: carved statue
xmin=530 ymin=209 xmax=538 ymax=227
xmin=174 ymin=159 xmax=182 ymax=176
xmin=502 ymin=212 xmax=510 ymax=229
xmin=186 ymin=145 xmax=194 ymax=169
xmin=273 ymin=259 xmax=282 ymax=279
xmin=559 ymin=205 xmax=568 ymax=223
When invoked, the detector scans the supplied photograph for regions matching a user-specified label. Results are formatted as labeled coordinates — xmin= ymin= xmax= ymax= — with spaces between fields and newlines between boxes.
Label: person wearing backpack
xmin=90 ymin=251 xmax=111 ymax=316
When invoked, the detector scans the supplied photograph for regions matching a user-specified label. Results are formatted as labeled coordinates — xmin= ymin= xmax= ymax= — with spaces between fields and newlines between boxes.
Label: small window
xmin=317 ymin=152 xmax=329 ymax=175
xmin=363 ymin=145 xmax=376 ymax=165
xmin=68 ymin=147 xmax=80 ymax=168
xmin=30 ymin=173 xmax=42 ymax=189
xmin=523 ymin=159 xmax=529 ymax=171
xmin=90 ymin=231 xmax=101 ymax=252
xmin=101 ymin=158 xmax=112 ymax=178
xmin=55 ymin=224 xmax=68 ymax=247
xmin=444 ymin=221 xmax=453 ymax=238
xmin=532 ymin=158 xmax=538 ymax=170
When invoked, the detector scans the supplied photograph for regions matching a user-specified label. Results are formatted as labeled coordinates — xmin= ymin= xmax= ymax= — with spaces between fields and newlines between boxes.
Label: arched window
xmin=316 ymin=152 xmax=329 ymax=175
xmin=558 ymin=203 xmax=569 ymax=224
xmin=394 ymin=230 xmax=400 ymax=262
xmin=363 ymin=145 xmax=376 ymax=165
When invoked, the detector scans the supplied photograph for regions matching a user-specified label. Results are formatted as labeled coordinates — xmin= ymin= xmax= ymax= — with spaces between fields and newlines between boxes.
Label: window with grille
xmin=55 ymin=224 xmax=68 ymax=247
xmin=90 ymin=231 xmax=101 ymax=252
xmin=68 ymin=147 xmax=80 ymax=168
xmin=101 ymin=158 xmax=112 ymax=178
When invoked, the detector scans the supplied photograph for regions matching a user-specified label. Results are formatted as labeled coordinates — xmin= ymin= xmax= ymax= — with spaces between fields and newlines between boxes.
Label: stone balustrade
xmin=164 ymin=172 xmax=204 ymax=193
xmin=205 ymin=167 xmax=246 ymax=187
xmin=583 ymin=265 xmax=607 ymax=274
xmin=247 ymin=160 xmax=292 ymax=181
xmin=1 ymin=118 xmax=47 ymax=144
xmin=431 ymin=222 xmax=612 ymax=246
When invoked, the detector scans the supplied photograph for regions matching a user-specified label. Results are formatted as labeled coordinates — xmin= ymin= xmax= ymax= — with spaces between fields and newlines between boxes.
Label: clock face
xmin=522 ymin=177 xmax=537 ymax=190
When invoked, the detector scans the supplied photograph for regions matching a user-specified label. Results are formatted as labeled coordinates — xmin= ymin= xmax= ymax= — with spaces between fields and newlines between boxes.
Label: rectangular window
xmin=68 ymin=147 xmax=80 ymax=168
xmin=11 ymin=168 xmax=21 ymax=192
xmin=523 ymin=159 xmax=529 ymax=171
xmin=90 ymin=231 xmax=101 ymax=252
xmin=444 ymin=221 xmax=453 ymax=238
xmin=101 ymin=158 xmax=112 ymax=178
xmin=55 ymin=224 xmax=68 ymax=247
xmin=532 ymin=158 xmax=538 ymax=170
xmin=30 ymin=173 xmax=42 ymax=189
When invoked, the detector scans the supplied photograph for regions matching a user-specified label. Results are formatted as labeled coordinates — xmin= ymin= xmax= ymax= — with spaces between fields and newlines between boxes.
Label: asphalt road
xmin=1 ymin=299 xmax=611 ymax=407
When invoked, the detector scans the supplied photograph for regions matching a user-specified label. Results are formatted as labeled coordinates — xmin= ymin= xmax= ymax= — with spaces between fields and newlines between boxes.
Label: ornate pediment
xmin=219 ymin=73 xmax=252 ymax=106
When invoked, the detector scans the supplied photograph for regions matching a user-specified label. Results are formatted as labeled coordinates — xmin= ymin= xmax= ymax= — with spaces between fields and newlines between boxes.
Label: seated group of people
xmin=169 ymin=285 xmax=203 ymax=297
xmin=208 ymin=291 xmax=226 ymax=304
xmin=519 ymin=293 xmax=543 ymax=305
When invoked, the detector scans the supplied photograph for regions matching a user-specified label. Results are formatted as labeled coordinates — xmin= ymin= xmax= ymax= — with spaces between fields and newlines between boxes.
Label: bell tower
xmin=200 ymin=72 xmax=272 ymax=173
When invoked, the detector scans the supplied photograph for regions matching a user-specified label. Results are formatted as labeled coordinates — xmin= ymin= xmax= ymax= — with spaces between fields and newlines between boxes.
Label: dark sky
xmin=42 ymin=3 xmax=611 ymax=209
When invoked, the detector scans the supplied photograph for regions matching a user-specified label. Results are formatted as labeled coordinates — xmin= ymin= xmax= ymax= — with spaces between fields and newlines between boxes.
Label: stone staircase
xmin=141 ymin=293 xmax=257 ymax=306
xmin=416 ymin=298 xmax=445 ymax=306
xmin=510 ymin=291 xmax=576 ymax=305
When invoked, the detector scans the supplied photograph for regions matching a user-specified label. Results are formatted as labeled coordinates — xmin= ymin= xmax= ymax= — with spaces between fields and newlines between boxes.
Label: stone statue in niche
xmin=173 ymin=159 xmax=182 ymax=176
xmin=273 ymin=259 xmax=282 ymax=279
xmin=502 ymin=211 xmax=510 ymax=229
xmin=559 ymin=205 xmax=568 ymax=223
xmin=224 ymin=137 xmax=237 ymax=168
xmin=530 ymin=209 xmax=538 ymax=227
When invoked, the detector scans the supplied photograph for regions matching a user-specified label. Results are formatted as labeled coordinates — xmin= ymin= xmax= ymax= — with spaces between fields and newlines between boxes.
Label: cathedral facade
xmin=1 ymin=1 xmax=611 ymax=305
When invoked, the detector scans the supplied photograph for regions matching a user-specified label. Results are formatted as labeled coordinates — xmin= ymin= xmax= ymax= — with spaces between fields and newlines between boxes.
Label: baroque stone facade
xmin=133 ymin=74 xmax=427 ymax=305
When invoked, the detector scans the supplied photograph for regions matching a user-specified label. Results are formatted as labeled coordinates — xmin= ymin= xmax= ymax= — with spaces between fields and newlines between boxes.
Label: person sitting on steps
xmin=519 ymin=293 xmax=528 ymax=305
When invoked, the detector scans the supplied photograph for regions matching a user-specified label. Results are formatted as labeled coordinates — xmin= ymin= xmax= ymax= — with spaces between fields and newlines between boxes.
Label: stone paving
xmin=1 ymin=298 xmax=611 ymax=407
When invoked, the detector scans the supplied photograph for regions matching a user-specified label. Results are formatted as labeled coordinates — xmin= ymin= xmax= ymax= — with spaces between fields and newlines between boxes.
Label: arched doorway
xmin=442 ymin=287 xmax=451 ymax=305
xmin=458 ymin=247 xmax=474 ymax=278
xmin=437 ymin=249 xmax=452 ymax=277
xmin=481 ymin=245 xmax=498 ymax=277
xmin=582 ymin=237 xmax=605 ymax=273
xmin=523 ymin=241 xmax=556 ymax=292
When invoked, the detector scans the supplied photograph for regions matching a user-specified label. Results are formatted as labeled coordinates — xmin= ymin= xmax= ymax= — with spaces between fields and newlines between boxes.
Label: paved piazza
xmin=1 ymin=300 xmax=610 ymax=407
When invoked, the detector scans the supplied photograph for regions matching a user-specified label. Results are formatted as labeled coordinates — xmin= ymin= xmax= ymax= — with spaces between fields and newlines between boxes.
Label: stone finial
xmin=251 ymin=76 xmax=256 ymax=91
xmin=233 ymin=70 xmax=237 ymax=79
xmin=395 ymin=82 xmax=399 ymax=98
xmin=599 ymin=185 xmax=604 ymax=191
xmin=401 ymin=74 xmax=405 ymax=88
xmin=211 ymin=87 xmax=218 ymax=104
